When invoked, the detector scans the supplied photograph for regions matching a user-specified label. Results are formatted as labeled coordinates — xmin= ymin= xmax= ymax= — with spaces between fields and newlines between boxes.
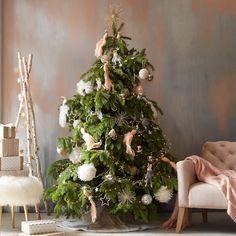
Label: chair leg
xmin=11 ymin=206 xmax=15 ymax=228
xmin=202 ymin=209 xmax=208 ymax=223
xmin=44 ymin=200 xmax=50 ymax=216
xmin=176 ymin=207 xmax=186 ymax=233
xmin=24 ymin=205 xmax=28 ymax=221
xmin=35 ymin=204 xmax=41 ymax=220
xmin=0 ymin=205 xmax=2 ymax=226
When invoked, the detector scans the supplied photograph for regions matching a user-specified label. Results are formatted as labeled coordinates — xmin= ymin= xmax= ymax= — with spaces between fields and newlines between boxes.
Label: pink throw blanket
xmin=186 ymin=155 xmax=236 ymax=222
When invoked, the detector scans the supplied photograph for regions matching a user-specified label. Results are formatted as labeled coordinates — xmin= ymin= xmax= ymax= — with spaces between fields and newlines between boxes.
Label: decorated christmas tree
xmin=45 ymin=15 xmax=177 ymax=223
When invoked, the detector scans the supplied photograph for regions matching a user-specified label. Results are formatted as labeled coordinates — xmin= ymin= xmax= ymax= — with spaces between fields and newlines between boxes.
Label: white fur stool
xmin=0 ymin=176 xmax=43 ymax=228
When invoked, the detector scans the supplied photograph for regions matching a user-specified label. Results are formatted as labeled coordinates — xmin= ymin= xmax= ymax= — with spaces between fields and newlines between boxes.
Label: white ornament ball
xmin=73 ymin=119 xmax=80 ymax=128
xmin=154 ymin=186 xmax=173 ymax=203
xmin=77 ymin=163 xmax=97 ymax=181
xmin=68 ymin=146 xmax=82 ymax=163
xmin=139 ymin=68 xmax=149 ymax=80
xmin=141 ymin=194 xmax=153 ymax=205
xmin=101 ymin=55 xmax=109 ymax=63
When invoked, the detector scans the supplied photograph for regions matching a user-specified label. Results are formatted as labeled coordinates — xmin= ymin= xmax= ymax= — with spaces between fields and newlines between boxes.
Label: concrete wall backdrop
xmin=0 ymin=1 xmax=2 ymax=121
xmin=2 ymin=0 xmax=236 ymax=182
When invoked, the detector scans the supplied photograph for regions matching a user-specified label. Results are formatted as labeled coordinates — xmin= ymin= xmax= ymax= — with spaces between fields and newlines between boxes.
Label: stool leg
xmin=35 ymin=204 xmax=41 ymax=220
xmin=0 ymin=205 xmax=2 ymax=226
xmin=11 ymin=206 xmax=15 ymax=228
xmin=23 ymin=205 xmax=28 ymax=221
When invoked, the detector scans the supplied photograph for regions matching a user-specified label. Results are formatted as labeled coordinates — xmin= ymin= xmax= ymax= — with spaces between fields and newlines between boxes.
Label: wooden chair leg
xmin=11 ymin=206 xmax=15 ymax=228
xmin=202 ymin=209 xmax=208 ymax=223
xmin=0 ymin=205 xmax=2 ymax=226
xmin=35 ymin=204 xmax=41 ymax=220
xmin=23 ymin=205 xmax=28 ymax=221
xmin=44 ymin=200 xmax=50 ymax=216
xmin=176 ymin=207 xmax=186 ymax=234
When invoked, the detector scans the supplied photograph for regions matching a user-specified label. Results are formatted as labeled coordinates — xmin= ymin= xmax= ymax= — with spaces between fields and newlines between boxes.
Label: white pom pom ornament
xmin=76 ymin=80 xmax=93 ymax=96
xmin=139 ymin=68 xmax=149 ymax=80
xmin=154 ymin=186 xmax=173 ymax=203
xmin=77 ymin=163 xmax=97 ymax=181
xmin=141 ymin=194 xmax=152 ymax=205
xmin=59 ymin=97 xmax=69 ymax=128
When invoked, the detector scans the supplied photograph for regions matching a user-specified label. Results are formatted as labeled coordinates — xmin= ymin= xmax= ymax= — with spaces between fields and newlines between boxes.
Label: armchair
xmin=176 ymin=141 xmax=236 ymax=233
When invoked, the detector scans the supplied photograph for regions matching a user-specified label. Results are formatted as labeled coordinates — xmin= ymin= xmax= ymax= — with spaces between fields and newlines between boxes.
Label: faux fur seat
xmin=0 ymin=176 xmax=43 ymax=227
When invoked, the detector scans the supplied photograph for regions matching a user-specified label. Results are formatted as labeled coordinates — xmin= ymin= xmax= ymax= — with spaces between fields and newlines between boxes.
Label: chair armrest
xmin=177 ymin=160 xmax=197 ymax=207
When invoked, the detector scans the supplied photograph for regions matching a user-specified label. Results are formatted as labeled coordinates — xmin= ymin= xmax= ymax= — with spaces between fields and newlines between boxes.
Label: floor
xmin=0 ymin=211 xmax=236 ymax=236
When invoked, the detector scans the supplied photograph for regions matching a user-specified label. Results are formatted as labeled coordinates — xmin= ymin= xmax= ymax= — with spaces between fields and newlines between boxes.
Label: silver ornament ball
xmin=139 ymin=68 xmax=149 ymax=80
xmin=141 ymin=194 xmax=153 ymax=205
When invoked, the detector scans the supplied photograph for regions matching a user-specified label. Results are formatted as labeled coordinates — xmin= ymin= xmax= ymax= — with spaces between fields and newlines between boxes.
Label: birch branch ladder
xmin=15 ymin=52 xmax=49 ymax=217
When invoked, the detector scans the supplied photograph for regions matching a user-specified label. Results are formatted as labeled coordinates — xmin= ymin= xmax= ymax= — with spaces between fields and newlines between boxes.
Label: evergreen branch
xmin=117 ymin=22 xmax=124 ymax=32
xmin=47 ymin=159 xmax=71 ymax=181
xmin=120 ymin=36 xmax=132 ymax=40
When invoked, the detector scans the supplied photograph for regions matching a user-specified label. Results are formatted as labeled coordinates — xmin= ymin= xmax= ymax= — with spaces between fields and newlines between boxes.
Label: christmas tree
xmin=45 ymin=16 xmax=177 ymax=223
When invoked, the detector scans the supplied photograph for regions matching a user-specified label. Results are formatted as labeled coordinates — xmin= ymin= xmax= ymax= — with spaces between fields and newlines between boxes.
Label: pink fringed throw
xmin=186 ymin=155 xmax=236 ymax=222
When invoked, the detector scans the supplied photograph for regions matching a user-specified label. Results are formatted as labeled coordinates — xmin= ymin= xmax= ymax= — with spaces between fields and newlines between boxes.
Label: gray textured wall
xmin=0 ymin=0 xmax=2 ymax=121
xmin=2 ymin=0 xmax=236 ymax=182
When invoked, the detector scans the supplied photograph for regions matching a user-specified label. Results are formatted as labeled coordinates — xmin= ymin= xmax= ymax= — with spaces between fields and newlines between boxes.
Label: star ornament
xmin=118 ymin=190 xmax=136 ymax=204
xmin=105 ymin=5 xmax=123 ymax=29
xmin=116 ymin=112 xmax=129 ymax=126
xmin=100 ymin=195 xmax=110 ymax=206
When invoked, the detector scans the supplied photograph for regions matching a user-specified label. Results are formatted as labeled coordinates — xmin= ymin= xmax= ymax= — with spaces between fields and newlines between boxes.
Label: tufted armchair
xmin=176 ymin=141 xmax=236 ymax=233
